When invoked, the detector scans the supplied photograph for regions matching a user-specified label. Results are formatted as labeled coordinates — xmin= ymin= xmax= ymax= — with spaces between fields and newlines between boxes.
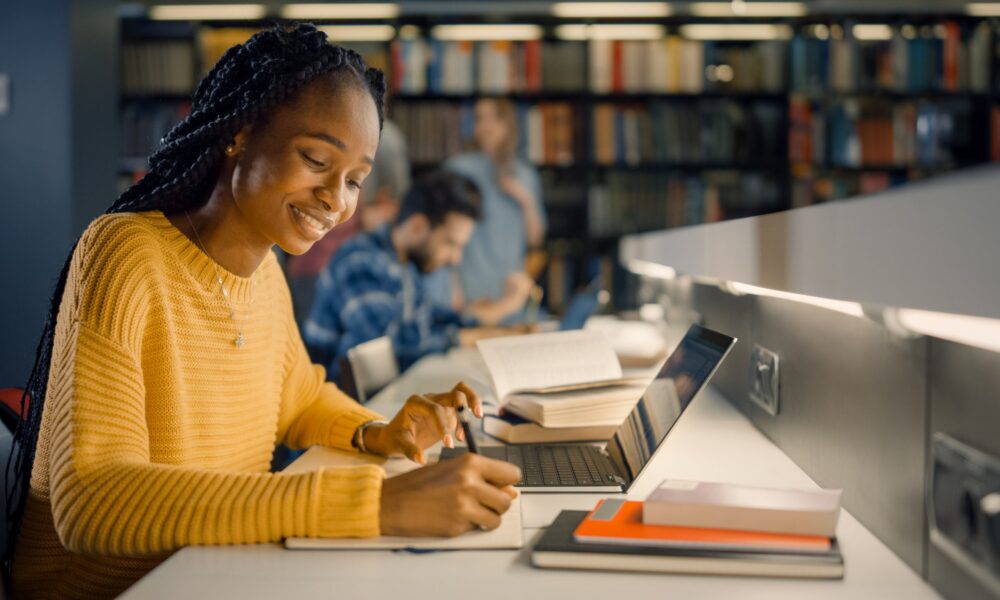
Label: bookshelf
xmin=118 ymin=11 xmax=1000 ymax=311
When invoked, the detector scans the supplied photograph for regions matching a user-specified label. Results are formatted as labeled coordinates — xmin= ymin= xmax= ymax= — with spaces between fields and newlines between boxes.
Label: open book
xmin=476 ymin=330 xmax=646 ymax=428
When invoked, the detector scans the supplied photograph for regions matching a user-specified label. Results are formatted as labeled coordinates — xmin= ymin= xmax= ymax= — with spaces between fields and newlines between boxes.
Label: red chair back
xmin=0 ymin=388 xmax=26 ymax=432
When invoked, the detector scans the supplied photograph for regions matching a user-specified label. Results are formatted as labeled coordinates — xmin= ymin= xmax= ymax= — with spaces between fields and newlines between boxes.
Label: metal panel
xmin=689 ymin=283 xmax=928 ymax=573
xmin=928 ymin=340 xmax=1000 ymax=600
xmin=621 ymin=165 xmax=1000 ymax=320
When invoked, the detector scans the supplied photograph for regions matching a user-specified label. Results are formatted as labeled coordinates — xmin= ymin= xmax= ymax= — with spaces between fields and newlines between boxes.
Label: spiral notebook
xmin=282 ymin=446 xmax=523 ymax=551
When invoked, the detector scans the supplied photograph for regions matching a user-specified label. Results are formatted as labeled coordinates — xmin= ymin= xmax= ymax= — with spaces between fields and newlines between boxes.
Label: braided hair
xmin=3 ymin=22 xmax=386 ymax=573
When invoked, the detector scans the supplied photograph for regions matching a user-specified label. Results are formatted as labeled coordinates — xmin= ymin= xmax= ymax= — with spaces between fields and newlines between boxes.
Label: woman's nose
xmin=314 ymin=186 xmax=346 ymax=213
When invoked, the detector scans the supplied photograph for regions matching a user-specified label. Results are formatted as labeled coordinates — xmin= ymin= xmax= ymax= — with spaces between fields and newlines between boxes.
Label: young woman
xmin=5 ymin=24 xmax=519 ymax=599
xmin=441 ymin=97 xmax=546 ymax=315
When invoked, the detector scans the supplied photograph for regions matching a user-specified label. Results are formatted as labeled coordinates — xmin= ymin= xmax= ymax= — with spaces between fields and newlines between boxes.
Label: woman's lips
xmin=290 ymin=204 xmax=335 ymax=240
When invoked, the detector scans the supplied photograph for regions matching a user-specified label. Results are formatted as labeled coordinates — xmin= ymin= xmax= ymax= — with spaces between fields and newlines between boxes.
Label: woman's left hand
xmin=364 ymin=382 xmax=483 ymax=464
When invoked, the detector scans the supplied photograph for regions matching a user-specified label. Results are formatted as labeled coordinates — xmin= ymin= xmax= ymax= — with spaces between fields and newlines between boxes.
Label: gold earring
xmin=225 ymin=143 xmax=237 ymax=156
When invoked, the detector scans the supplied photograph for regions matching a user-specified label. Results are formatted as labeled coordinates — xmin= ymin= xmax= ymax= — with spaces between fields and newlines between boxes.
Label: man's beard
xmin=407 ymin=244 xmax=435 ymax=274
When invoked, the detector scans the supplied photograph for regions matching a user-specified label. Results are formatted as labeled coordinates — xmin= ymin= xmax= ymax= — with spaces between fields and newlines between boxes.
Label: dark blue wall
xmin=0 ymin=0 xmax=117 ymax=387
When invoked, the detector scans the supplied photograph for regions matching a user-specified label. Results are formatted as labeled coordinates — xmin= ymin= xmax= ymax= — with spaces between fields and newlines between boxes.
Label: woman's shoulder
xmin=79 ymin=211 xmax=166 ymax=250
xmin=74 ymin=211 xmax=172 ymax=281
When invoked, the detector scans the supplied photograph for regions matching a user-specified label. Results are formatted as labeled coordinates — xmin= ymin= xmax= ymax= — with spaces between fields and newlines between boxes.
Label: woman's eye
xmin=298 ymin=150 xmax=325 ymax=168
xmin=348 ymin=179 xmax=362 ymax=191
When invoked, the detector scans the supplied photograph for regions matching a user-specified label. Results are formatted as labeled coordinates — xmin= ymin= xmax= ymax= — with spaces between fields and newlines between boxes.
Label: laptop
xmin=441 ymin=324 xmax=736 ymax=493
xmin=558 ymin=276 xmax=605 ymax=331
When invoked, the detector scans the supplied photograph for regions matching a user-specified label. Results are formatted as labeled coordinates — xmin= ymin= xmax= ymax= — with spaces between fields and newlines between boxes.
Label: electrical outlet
xmin=930 ymin=433 xmax=1000 ymax=590
xmin=749 ymin=344 xmax=779 ymax=416
xmin=0 ymin=73 xmax=10 ymax=116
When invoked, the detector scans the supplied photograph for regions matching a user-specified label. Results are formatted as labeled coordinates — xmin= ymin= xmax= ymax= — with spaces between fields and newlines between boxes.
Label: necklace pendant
xmin=235 ymin=332 xmax=245 ymax=348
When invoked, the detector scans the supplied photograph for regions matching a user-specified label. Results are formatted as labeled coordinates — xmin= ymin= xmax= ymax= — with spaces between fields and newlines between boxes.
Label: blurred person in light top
xmin=439 ymin=97 xmax=545 ymax=321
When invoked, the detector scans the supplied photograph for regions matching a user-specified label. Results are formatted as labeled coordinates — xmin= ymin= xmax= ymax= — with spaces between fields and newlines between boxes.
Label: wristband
xmin=352 ymin=419 xmax=390 ymax=454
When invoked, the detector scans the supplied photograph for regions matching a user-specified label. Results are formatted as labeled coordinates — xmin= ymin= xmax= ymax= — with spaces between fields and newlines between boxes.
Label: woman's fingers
xmin=472 ymin=479 xmax=515 ymax=516
xmin=463 ymin=500 xmax=504 ymax=531
xmin=403 ymin=395 xmax=457 ymax=447
xmin=426 ymin=382 xmax=484 ymax=418
xmin=477 ymin=456 xmax=523 ymax=488
xmin=451 ymin=381 xmax=483 ymax=417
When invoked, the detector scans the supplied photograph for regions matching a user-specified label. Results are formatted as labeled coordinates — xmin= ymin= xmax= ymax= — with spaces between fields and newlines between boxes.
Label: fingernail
xmin=444 ymin=434 xmax=453 ymax=448
xmin=475 ymin=406 xmax=483 ymax=418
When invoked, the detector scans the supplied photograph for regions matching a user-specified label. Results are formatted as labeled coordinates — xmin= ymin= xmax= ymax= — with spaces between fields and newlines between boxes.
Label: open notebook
xmin=282 ymin=446 xmax=523 ymax=551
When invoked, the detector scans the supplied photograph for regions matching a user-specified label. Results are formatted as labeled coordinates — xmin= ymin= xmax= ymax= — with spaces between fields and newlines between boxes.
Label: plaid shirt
xmin=303 ymin=225 xmax=474 ymax=381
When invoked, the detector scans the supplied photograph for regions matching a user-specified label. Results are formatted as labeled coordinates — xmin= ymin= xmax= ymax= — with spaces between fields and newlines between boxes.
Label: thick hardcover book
xmin=482 ymin=412 xmax=618 ymax=444
xmin=532 ymin=511 xmax=844 ymax=579
xmin=643 ymin=480 xmax=841 ymax=537
xmin=574 ymin=499 xmax=832 ymax=554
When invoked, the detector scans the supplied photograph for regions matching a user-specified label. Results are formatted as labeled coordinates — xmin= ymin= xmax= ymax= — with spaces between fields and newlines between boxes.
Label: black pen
xmin=457 ymin=405 xmax=479 ymax=454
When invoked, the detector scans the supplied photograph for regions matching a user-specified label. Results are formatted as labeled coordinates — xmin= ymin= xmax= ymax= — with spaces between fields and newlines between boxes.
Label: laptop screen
xmin=604 ymin=324 xmax=736 ymax=484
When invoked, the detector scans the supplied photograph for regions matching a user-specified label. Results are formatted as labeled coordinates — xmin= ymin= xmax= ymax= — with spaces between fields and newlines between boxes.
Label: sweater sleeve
xmin=47 ymin=320 xmax=384 ymax=558
xmin=277 ymin=327 xmax=387 ymax=451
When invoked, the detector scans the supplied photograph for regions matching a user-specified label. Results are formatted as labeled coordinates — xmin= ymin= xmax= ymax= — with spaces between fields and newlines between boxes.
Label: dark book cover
xmin=532 ymin=511 xmax=844 ymax=579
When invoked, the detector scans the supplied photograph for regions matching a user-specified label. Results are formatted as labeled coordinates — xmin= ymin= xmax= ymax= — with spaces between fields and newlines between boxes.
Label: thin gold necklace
xmin=184 ymin=210 xmax=256 ymax=348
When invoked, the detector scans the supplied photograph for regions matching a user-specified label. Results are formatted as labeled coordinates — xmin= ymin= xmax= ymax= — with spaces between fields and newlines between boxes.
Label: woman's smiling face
xmin=228 ymin=75 xmax=381 ymax=255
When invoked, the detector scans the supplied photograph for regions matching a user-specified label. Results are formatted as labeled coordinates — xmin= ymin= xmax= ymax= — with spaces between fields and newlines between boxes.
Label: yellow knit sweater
xmin=13 ymin=211 xmax=386 ymax=599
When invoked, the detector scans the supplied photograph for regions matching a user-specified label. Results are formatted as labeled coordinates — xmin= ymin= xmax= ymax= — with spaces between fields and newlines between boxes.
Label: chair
xmin=0 ymin=388 xmax=24 ymax=438
xmin=0 ymin=388 xmax=25 ymax=565
xmin=340 ymin=337 xmax=399 ymax=404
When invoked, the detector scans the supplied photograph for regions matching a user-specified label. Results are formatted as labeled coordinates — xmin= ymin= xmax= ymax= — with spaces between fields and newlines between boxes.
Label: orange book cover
xmin=611 ymin=40 xmax=624 ymax=93
xmin=574 ymin=500 xmax=832 ymax=554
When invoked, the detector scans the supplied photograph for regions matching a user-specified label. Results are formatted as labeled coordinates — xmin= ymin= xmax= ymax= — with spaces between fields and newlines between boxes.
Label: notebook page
xmin=476 ymin=330 xmax=623 ymax=401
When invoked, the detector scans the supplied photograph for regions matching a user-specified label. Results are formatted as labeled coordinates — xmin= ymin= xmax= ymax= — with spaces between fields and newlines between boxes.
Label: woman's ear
xmin=229 ymin=128 xmax=251 ymax=155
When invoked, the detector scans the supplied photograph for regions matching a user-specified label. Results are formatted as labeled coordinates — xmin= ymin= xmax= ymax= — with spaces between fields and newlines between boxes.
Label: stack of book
xmin=393 ymin=101 xmax=581 ymax=167
xmin=789 ymin=96 xmax=975 ymax=169
xmin=533 ymin=480 xmax=844 ymax=578
xmin=120 ymin=101 xmax=191 ymax=160
xmin=790 ymin=22 xmax=991 ymax=94
xmin=477 ymin=330 xmax=661 ymax=444
xmin=121 ymin=39 xmax=196 ymax=95
xmin=590 ymin=100 xmax=784 ymax=166
xmin=390 ymin=39 xmax=587 ymax=95
xmin=588 ymin=38 xmax=786 ymax=94
xmin=587 ymin=171 xmax=783 ymax=237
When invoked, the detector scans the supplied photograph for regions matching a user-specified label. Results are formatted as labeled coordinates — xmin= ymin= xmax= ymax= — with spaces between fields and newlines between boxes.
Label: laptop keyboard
xmin=502 ymin=445 xmax=613 ymax=487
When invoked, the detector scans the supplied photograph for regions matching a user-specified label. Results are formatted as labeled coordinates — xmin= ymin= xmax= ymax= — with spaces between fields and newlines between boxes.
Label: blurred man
xmin=303 ymin=171 xmax=531 ymax=382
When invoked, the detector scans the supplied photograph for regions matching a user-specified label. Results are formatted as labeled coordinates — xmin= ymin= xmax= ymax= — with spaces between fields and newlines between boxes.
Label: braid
xmin=3 ymin=22 xmax=385 ymax=576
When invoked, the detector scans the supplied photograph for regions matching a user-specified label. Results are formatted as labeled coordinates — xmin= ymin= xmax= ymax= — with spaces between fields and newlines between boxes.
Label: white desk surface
xmin=122 ymin=345 xmax=940 ymax=600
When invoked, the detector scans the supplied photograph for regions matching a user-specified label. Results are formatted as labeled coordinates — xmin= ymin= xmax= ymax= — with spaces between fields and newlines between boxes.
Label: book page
xmin=476 ymin=330 xmax=624 ymax=401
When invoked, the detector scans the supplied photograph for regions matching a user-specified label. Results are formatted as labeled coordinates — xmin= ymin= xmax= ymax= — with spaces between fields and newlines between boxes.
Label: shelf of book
xmin=117 ymin=15 xmax=1000 ymax=310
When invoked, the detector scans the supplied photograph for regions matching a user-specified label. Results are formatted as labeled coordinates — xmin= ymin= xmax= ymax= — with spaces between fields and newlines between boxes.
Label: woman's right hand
xmin=379 ymin=453 xmax=522 ymax=537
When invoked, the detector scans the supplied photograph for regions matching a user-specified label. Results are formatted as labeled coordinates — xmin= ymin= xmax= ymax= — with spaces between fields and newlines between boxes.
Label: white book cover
xmin=476 ymin=330 xmax=628 ymax=403
xmin=644 ymin=480 xmax=842 ymax=537
xmin=645 ymin=39 xmax=669 ymax=93
xmin=589 ymin=39 xmax=612 ymax=94
xmin=403 ymin=38 xmax=427 ymax=94
xmin=621 ymin=41 xmax=644 ymax=93
xmin=679 ymin=40 xmax=704 ymax=93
